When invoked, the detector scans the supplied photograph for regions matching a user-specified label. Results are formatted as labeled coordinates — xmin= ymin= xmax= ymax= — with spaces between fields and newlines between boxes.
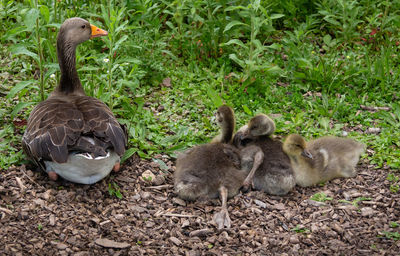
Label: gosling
xmin=174 ymin=106 xmax=262 ymax=229
xmin=283 ymin=134 xmax=365 ymax=187
xmin=233 ymin=114 xmax=295 ymax=196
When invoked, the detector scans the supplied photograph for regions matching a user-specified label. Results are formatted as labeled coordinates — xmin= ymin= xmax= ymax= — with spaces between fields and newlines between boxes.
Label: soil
xmin=0 ymin=155 xmax=399 ymax=255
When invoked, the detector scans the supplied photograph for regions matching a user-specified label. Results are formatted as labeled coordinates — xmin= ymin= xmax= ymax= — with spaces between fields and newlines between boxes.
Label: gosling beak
xmin=240 ymin=130 xmax=249 ymax=140
xmin=90 ymin=24 xmax=108 ymax=39
xmin=301 ymin=149 xmax=313 ymax=159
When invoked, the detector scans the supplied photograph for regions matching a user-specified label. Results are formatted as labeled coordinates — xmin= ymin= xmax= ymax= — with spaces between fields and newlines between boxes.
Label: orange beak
xmin=90 ymin=24 xmax=108 ymax=39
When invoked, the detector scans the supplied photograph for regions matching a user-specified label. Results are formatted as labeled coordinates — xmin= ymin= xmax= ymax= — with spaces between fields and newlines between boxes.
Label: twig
xmin=20 ymin=165 xmax=45 ymax=189
xmin=360 ymin=105 xmax=391 ymax=112
xmin=144 ymin=185 xmax=173 ymax=190
xmin=15 ymin=177 xmax=26 ymax=192
xmin=162 ymin=213 xmax=197 ymax=218
xmin=0 ymin=207 xmax=13 ymax=215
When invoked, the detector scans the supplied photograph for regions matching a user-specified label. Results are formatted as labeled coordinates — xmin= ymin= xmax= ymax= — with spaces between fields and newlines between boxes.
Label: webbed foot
xmin=113 ymin=162 xmax=121 ymax=172
xmin=213 ymin=208 xmax=231 ymax=230
xmin=48 ymin=171 xmax=58 ymax=181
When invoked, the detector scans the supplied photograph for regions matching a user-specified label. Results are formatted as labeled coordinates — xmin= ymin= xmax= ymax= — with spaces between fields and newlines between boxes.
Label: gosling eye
xmin=81 ymin=24 xmax=86 ymax=29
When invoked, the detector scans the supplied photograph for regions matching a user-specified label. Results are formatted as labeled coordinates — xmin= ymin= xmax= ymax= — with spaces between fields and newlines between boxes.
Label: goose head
xmin=58 ymin=17 xmax=108 ymax=46
xmin=240 ymin=114 xmax=275 ymax=139
xmin=283 ymin=134 xmax=313 ymax=159
xmin=54 ymin=18 xmax=108 ymax=95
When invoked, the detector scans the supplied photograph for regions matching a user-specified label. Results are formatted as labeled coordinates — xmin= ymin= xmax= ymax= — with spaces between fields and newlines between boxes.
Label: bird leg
xmin=213 ymin=186 xmax=231 ymax=229
xmin=241 ymin=148 xmax=264 ymax=192
xmin=48 ymin=171 xmax=58 ymax=181
xmin=113 ymin=162 xmax=121 ymax=172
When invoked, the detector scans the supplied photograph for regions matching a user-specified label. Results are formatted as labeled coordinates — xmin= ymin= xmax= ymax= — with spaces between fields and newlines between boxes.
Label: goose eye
xmin=81 ymin=25 xmax=86 ymax=29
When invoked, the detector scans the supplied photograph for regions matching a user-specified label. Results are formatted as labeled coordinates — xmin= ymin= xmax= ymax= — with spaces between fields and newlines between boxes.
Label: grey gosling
xmin=283 ymin=134 xmax=365 ymax=187
xmin=174 ymin=106 xmax=262 ymax=229
xmin=233 ymin=114 xmax=295 ymax=195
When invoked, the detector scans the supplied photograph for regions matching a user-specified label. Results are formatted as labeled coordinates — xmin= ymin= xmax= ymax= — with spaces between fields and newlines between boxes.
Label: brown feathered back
xmin=22 ymin=95 xmax=126 ymax=168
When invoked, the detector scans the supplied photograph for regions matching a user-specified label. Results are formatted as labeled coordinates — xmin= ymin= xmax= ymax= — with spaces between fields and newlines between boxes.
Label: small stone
xmin=95 ymin=238 xmax=130 ymax=249
xmin=172 ymin=197 xmax=186 ymax=206
xmin=181 ymin=219 xmax=190 ymax=228
xmin=189 ymin=229 xmax=212 ymax=237
xmin=273 ymin=203 xmax=285 ymax=210
xmin=361 ymin=207 xmax=375 ymax=217
xmin=365 ymin=127 xmax=381 ymax=134
xmin=306 ymin=199 xmax=327 ymax=207
xmin=142 ymin=170 xmax=155 ymax=182
xmin=114 ymin=214 xmax=124 ymax=220
xmin=49 ymin=215 xmax=56 ymax=226
xmin=254 ymin=199 xmax=267 ymax=208
xmin=169 ymin=236 xmax=182 ymax=246
xmin=57 ymin=243 xmax=68 ymax=250
xmin=289 ymin=235 xmax=299 ymax=244
xmin=153 ymin=175 xmax=165 ymax=186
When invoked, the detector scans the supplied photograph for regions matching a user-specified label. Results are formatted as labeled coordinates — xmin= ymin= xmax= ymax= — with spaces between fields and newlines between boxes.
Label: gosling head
xmin=283 ymin=134 xmax=313 ymax=159
xmin=58 ymin=17 xmax=108 ymax=46
xmin=215 ymin=105 xmax=235 ymax=129
xmin=241 ymin=114 xmax=276 ymax=139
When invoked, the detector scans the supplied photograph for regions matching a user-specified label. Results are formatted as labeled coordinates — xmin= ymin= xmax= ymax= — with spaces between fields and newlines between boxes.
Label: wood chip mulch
xmin=0 ymin=155 xmax=399 ymax=255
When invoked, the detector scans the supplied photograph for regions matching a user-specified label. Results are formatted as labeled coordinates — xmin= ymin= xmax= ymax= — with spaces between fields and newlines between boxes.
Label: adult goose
xmin=22 ymin=18 xmax=127 ymax=184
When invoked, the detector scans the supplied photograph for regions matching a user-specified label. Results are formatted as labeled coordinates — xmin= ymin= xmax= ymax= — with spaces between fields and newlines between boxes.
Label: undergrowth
xmin=0 ymin=0 xmax=399 ymax=190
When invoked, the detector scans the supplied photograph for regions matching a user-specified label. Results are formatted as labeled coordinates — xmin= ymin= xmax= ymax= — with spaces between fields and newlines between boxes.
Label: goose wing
xmin=22 ymin=96 xmax=127 ymax=167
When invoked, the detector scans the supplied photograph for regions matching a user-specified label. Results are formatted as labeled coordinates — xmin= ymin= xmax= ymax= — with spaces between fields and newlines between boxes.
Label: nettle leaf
xmin=207 ymin=88 xmax=223 ymax=108
xmin=270 ymin=13 xmax=285 ymax=20
xmin=229 ymin=53 xmax=245 ymax=68
xmin=7 ymin=80 xmax=36 ymax=99
xmin=39 ymin=5 xmax=50 ymax=24
xmin=223 ymin=20 xmax=248 ymax=33
xmin=24 ymin=8 xmax=40 ymax=31
xmin=242 ymin=105 xmax=253 ymax=115
xmin=121 ymin=147 xmax=137 ymax=163
xmin=113 ymin=35 xmax=128 ymax=52
xmin=10 ymin=45 xmax=39 ymax=63
xmin=222 ymin=39 xmax=247 ymax=49
xmin=11 ymin=102 xmax=36 ymax=118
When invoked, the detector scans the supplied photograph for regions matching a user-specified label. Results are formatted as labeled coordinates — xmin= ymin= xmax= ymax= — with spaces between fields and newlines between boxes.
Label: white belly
xmin=45 ymin=151 xmax=120 ymax=184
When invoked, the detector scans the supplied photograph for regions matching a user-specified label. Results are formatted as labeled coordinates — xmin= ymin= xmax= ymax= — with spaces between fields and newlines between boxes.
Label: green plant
xmin=310 ymin=192 xmax=333 ymax=202
xmin=292 ymin=225 xmax=310 ymax=233
xmin=390 ymin=222 xmax=399 ymax=228
xmin=37 ymin=223 xmax=43 ymax=231
xmin=382 ymin=231 xmax=400 ymax=241
xmin=108 ymin=182 xmax=123 ymax=199
xmin=221 ymin=0 xmax=283 ymax=84
xmin=339 ymin=197 xmax=371 ymax=208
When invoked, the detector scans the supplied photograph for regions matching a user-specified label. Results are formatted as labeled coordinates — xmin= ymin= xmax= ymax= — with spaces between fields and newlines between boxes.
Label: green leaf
xmin=121 ymin=147 xmax=137 ymax=163
xmin=270 ymin=13 xmax=285 ymax=19
xmin=6 ymin=80 xmax=36 ymax=99
xmin=39 ymin=5 xmax=50 ymax=24
xmin=228 ymin=53 xmax=245 ymax=68
xmin=11 ymin=102 xmax=36 ymax=118
xmin=242 ymin=105 xmax=252 ymax=115
xmin=267 ymin=43 xmax=282 ymax=50
xmin=113 ymin=35 xmax=128 ymax=52
xmin=10 ymin=45 xmax=39 ymax=63
xmin=24 ymin=8 xmax=40 ymax=31
xmin=223 ymin=20 xmax=248 ymax=33
xmin=207 ymin=88 xmax=223 ymax=108
xmin=222 ymin=39 xmax=247 ymax=49
xmin=152 ymin=158 xmax=169 ymax=170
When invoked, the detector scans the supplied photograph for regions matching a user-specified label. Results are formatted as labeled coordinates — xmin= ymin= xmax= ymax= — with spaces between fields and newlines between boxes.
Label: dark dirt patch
xmin=0 ymin=155 xmax=399 ymax=255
